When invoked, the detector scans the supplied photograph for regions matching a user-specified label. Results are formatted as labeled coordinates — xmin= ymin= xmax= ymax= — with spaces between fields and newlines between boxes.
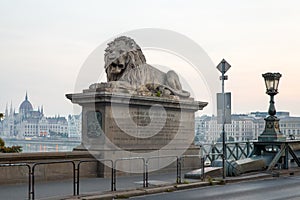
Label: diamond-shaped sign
xmin=217 ymin=59 xmax=231 ymax=74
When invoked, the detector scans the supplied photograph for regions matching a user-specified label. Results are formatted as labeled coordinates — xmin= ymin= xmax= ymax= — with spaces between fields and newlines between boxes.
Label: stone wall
xmin=0 ymin=148 xmax=203 ymax=185
xmin=0 ymin=152 xmax=97 ymax=185
xmin=66 ymin=91 xmax=207 ymax=175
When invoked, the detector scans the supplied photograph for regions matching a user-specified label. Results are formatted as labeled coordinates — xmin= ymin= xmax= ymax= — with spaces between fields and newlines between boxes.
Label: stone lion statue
xmin=92 ymin=36 xmax=190 ymax=98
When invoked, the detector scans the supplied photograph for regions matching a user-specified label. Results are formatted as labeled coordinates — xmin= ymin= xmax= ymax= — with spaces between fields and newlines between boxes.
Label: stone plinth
xmin=66 ymin=89 xmax=207 ymax=173
xmin=258 ymin=116 xmax=286 ymax=142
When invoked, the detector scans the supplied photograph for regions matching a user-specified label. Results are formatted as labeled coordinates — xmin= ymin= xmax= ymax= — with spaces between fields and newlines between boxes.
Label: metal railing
xmin=31 ymin=160 xmax=76 ymax=200
xmin=0 ymin=141 xmax=255 ymax=199
xmin=114 ymin=157 xmax=146 ymax=191
xmin=0 ymin=155 xmax=202 ymax=199
xmin=179 ymin=154 xmax=206 ymax=182
xmin=0 ymin=163 xmax=31 ymax=200
xmin=200 ymin=141 xmax=254 ymax=163
xmin=76 ymin=159 xmax=114 ymax=195
xmin=145 ymin=155 xmax=179 ymax=186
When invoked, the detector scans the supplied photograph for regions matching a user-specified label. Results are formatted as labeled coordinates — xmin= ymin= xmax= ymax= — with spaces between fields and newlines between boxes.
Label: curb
xmin=86 ymin=186 xmax=177 ymax=200
xmin=225 ymin=173 xmax=272 ymax=183
xmin=65 ymin=170 xmax=300 ymax=200
xmin=66 ymin=182 xmax=221 ymax=200
xmin=175 ymin=182 xmax=211 ymax=190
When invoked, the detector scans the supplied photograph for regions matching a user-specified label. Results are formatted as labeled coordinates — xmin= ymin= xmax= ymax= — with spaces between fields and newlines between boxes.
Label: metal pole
xmin=72 ymin=162 xmax=76 ymax=196
xmin=145 ymin=162 xmax=149 ymax=187
xmin=143 ymin=159 xmax=146 ymax=188
xmin=32 ymin=165 xmax=35 ymax=200
xmin=177 ymin=157 xmax=181 ymax=184
xmin=222 ymin=61 xmax=226 ymax=179
xmin=111 ymin=163 xmax=114 ymax=191
xmin=76 ymin=164 xmax=80 ymax=195
xmin=28 ymin=166 xmax=31 ymax=200
xmin=201 ymin=156 xmax=205 ymax=181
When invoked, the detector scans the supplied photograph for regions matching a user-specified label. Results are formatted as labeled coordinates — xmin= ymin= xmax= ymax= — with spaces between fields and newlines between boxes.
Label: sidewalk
xmin=64 ymin=168 xmax=300 ymax=200
xmin=0 ymin=171 xmax=191 ymax=200
xmin=1 ymin=168 xmax=298 ymax=200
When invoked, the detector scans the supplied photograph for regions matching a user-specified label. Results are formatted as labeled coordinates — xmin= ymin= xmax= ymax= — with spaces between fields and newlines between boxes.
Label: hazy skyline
xmin=1 ymin=0 xmax=300 ymax=116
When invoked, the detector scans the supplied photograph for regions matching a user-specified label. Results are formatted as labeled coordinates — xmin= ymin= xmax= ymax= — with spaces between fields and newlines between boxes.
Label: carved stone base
xmin=258 ymin=116 xmax=286 ymax=142
xmin=66 ymin=89 xmax=207 ymax=174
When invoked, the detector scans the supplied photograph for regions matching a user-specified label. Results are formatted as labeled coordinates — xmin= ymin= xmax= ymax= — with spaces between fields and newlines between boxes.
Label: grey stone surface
xmin=67 ymin=92 xmax=207 ymax=150
xmin=66 ymin=36 xmax=208 ymax=175
xmin=184 ymin=167 xmax=222 ymax=179
xmin=66 ymin=91 xmax=207 ymax=174
xmin=90 ymin=36 xmax=191 ymax=98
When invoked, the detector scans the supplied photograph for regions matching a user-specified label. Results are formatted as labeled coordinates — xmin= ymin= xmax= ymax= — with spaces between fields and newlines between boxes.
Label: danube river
xmin=4 ymin=138 xmax=81 ymax=152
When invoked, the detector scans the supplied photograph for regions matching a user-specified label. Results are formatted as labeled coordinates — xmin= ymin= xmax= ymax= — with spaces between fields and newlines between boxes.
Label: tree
xmin=0 ymin=137 xmax=22 ymax=153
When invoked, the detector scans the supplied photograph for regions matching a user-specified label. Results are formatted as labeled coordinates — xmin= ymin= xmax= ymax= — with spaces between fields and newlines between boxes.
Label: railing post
xmin=224 ymin=142 xmax=227 ymax=160
xmin=113 ymin=164 xmax=116 ymax=191
xmin=31 ymin=165 xmax=36 ymax=200
xmin=246 ymin=140 xmax=250 ymax=157
xmin=211 ymin=143 xmax=216 ymax=162
xmin=201 ymin=155 xmax=205 ymax=181
xmin=142 ymin=158 xmax=146 ymax=188
xmin=111 ymin=161 xmax=114 ymax=191
xmin=145 ymin=161 xmax=149 ymax=187
xmin=235 ymin=143 xmax=239 ymax=160
xmin=72 ymin=162 xmax=76 ymax=196
xmin=27 ymin=165 xmax=32 ymax=200
xmin=177 ymin=157 xmax=182 ymax=184
xmin=76 ymin=162 xmax=80 ymax=195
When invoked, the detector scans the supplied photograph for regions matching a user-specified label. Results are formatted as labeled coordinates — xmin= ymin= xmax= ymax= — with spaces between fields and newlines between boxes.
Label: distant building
xmin=0 ymin=93 xmax=81 ymax=139
xmin=195 ymin=111 xmax=300 ymax=143
xmin=68 ymin=114 xmax=82 ymax=139
xmin=195 ymin=114 xmax=263 ymax=143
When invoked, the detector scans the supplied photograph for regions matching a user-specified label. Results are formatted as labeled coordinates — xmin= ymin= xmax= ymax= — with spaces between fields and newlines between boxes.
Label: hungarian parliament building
xmin=0 ymin=93 xmax=81 ymax=140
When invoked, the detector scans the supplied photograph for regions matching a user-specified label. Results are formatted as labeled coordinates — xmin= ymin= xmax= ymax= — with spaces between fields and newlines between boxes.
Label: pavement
xmin=1 ymin=168 xmax=299 ymax=200
xmin=62 ymin=168 xmax=300 ymax=200
xmin=0 ymin=171 xmax=196 ymax=200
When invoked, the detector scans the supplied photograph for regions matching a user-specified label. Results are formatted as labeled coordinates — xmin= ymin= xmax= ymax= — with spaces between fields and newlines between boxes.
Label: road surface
xmin=132 ymin=175 xmax=300 ymax=200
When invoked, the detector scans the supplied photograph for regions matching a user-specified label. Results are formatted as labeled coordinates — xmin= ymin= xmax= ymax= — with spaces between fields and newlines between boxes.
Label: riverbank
xmin=2 ymin=138 xmax=80 ymax=152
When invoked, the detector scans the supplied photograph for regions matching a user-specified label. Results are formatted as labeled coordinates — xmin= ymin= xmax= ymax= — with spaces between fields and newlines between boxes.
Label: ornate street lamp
xmin=258 ymin=72 xmax=286 ymax=142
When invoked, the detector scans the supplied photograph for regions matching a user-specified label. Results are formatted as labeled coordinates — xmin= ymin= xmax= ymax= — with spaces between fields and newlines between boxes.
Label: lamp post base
xmin=258 ymin=116 xmax=286 ymax=142
xmin=258 ymin=134 xmax=286 ymax=142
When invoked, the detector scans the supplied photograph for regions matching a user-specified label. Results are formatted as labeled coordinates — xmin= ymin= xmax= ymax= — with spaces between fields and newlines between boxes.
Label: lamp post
xmin=258 ymin=72 xmax=286 ymax=142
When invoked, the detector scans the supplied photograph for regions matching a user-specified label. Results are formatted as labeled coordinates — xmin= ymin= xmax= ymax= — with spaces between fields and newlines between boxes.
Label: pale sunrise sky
xmin=1 ymin=0 xmax=300 ymax=116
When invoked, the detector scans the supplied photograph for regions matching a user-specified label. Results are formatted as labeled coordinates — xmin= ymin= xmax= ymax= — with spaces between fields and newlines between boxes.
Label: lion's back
xmin=119 ymin=64 xmax=166 ymax=88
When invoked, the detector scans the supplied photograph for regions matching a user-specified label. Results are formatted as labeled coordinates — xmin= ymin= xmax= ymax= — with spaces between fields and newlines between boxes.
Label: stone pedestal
xmin=66 ymin=88 xmax=207 ymax=174
xmin=258 ymin=116 xmax=286 ymax=142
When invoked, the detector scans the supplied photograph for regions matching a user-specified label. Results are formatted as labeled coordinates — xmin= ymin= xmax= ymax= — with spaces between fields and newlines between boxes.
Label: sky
xmin=1 ymin=0 xmax=300 ymax=117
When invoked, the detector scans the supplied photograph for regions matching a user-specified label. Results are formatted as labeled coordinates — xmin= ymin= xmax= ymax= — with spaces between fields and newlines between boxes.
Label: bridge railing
xmin=199 ymin=141 xmax=254 ymax=163
xmin=0 ymin=163 xmax=31 ymax=200
xmin=0 ymin=141 xmax=255 ymax=199
xmin=31 ymin=160 xmax=76 ymax=200
xmin=76 ymin=159 xmax=114 ymax=194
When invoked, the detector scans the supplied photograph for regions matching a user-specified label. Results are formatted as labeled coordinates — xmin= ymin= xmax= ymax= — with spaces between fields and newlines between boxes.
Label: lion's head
xmin=104 ymin=36 xmax=146 ymax=82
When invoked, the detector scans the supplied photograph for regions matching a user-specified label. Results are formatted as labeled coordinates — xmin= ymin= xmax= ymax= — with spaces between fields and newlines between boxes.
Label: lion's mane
xmin=104 ymin=36 xmax=190 ymax=98
xmin=104 ymin=36 xmax=146 ymax=82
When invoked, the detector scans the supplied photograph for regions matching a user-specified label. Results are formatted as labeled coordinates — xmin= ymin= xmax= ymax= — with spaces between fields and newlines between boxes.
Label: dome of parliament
xmin=19 ymin=93 xmax=33 ymax=113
